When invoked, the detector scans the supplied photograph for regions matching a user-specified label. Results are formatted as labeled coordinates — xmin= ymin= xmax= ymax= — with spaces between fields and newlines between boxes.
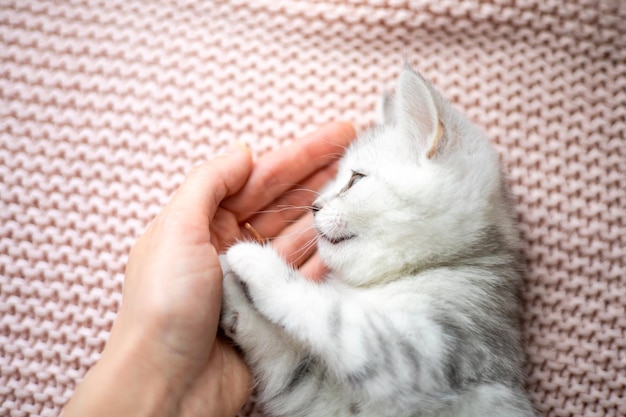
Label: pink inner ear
xmin=426 ymin=121 xmax=444 ymax=159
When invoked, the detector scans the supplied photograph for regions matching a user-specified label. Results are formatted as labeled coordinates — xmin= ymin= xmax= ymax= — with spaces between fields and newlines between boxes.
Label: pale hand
xmin=61 ymin=122 xmax=355 ymax=417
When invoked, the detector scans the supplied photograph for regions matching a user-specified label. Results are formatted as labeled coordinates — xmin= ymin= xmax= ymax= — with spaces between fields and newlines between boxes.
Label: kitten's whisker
xmin=286 ymin=188 xmax=324 ymax=199
xmin=248 ymin=205 xmax=313 ymax=216
xmin=319 ymin=151 xmax=346 ymax=159
xmin=290 ymin=236 xmax=321 ymax=264
xmin=275 ymin=204 xmax=316 ymax=211
xmin=280 ymin=219 xmax=307 ymax=225
xmin=272 ymin=226 xmax=316 ymax=241
xmin=311 ymin=149 xmax=348 ymax=166
xmin=320 ymin=142 xmax=350 ymax=154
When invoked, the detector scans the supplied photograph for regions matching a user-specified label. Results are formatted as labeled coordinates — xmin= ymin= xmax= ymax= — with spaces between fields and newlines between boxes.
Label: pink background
xmin=1 ymin=1 xmax=625 ymax=416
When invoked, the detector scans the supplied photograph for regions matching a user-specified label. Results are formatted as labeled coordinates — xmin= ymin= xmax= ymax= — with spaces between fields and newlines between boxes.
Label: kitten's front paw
xmin=226 ymin=242 xmax=294 ymax=316
xmin=220 ymin=255 xmax=254 ymax=340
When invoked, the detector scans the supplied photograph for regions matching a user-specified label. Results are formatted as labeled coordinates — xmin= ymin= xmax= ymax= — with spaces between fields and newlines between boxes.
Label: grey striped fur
xmin=219 ymin=67 xmax=535 ymax=416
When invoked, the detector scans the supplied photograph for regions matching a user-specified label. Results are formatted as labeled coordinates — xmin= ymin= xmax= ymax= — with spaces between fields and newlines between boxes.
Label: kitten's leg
xmin=225 ymin=242 xmax=447 ymax=408
xmin=220 ymin=256 xmax=315 ymax=401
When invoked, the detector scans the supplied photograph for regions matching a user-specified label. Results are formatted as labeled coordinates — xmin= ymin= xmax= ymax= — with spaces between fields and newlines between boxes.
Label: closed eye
xmin=347 ymin=171 xmax=366 ymax=189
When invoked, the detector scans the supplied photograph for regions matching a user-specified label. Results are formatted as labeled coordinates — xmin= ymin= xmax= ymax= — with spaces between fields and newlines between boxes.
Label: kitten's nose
xmin=311 ymin=202 xmax=322 ymax=214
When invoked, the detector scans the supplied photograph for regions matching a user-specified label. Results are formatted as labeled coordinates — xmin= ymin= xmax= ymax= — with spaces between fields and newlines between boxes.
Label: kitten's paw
xmin=220 ymin=254 xmax=255 ymax=340
xmin=225 ymin=242 xmax=294 ymax=316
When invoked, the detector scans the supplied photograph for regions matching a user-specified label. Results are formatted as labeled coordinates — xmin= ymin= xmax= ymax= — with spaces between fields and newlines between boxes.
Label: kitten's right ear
xmin=395 ymin=67 xmax=443 ymax=159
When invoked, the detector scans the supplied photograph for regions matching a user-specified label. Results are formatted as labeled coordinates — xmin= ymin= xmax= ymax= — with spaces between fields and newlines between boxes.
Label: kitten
xmin=220 ymin=66 xmax=535 ymax=417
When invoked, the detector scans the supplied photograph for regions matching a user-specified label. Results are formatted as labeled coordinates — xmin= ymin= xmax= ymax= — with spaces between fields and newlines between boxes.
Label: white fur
xmin=220 ymin=67 xmax=534 ymax=417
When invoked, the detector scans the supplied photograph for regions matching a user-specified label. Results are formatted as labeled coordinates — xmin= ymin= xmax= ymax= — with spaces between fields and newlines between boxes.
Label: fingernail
xmin=234 ymin=142 xmax=249 ymax=152
xmin=219 ymin=142 xmax=249 ymax=157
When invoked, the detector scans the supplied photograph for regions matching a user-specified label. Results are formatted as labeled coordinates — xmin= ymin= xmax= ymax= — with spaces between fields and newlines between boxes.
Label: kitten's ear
xmin=395 ymin=68 xmax=443 ymax=159
xmin=375 ymin=90 xmax=395 ymax=125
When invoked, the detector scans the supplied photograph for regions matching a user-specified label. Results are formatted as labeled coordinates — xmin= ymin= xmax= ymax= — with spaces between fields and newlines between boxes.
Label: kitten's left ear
xmin=395 ymin=67 xmax=444 ymax=159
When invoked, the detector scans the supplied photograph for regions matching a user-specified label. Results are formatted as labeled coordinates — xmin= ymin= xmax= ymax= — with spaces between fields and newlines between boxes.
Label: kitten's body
xmin=220 ymin=67 xmax=535 ymax=417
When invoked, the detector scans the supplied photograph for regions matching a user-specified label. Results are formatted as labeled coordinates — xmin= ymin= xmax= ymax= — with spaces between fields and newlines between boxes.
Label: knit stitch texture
xmin=1 ymin=1 xmax=625 ymax=416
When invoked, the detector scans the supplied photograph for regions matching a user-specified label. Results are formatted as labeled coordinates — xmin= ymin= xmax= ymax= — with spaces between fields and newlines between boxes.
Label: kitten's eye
xmin=347 ymin=171 xmax=365 ymax=189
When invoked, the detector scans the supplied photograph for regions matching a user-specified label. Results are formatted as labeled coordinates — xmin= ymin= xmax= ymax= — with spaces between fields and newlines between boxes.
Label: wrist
xmin=62 ymin=327 xmax=180 ymax=417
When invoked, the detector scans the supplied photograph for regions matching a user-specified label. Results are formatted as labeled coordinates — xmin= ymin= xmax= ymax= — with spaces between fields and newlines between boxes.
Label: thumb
xmin=166 ymin=144 xmax=253 ymax=227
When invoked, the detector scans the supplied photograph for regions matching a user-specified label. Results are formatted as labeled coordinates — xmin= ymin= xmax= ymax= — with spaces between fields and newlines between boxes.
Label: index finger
xmin=222 ymin=121 xmax=356 ymax=220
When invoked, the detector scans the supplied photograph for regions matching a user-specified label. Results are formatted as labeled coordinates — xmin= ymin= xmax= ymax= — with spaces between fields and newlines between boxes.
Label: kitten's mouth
xmin=319 ymin=233 xmax=356 ymax=245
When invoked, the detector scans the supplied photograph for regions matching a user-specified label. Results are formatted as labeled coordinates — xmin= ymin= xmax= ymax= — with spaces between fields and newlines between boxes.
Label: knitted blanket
xmin=1 ymin=1 xmax=625 ymax=416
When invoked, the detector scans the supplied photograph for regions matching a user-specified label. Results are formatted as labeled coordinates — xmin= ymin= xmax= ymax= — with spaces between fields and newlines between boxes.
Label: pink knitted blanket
xmin=1 ymin=1 xmax=625 ymax=416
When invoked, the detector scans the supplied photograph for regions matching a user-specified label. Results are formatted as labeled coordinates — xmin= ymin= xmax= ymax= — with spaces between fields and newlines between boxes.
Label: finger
xmin=184 ymin=340 xmax=252 ymax=417
xmin=165 ymin=145 xmax=253 ymax=227
xmin=299 ymin=252 xmax=328 ymax=282
xmin=243 ymin=162 xmax=337 ymax=239
xmin=223 ymin=121 xmax=355 ymax=219
xmin=271 ymin=212 xmax=318 ymax=267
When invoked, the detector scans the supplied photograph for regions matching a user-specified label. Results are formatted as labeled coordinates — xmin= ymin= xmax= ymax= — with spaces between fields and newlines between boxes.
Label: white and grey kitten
xmin=220 ymin=67 xmax=535 ymax=417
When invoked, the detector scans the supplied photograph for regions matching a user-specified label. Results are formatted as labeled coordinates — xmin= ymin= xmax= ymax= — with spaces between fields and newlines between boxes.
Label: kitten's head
xmin=313 ymin=67 xmax=518 ymax=287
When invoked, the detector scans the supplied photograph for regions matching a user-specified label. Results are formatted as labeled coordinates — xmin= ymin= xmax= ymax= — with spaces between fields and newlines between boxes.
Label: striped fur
xmin=220 ymin=67 xmax=535 ymax=417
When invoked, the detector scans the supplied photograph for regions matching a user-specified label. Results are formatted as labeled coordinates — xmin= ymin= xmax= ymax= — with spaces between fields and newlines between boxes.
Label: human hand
xmin=61 ymin=122 xmax=356 ymax=417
